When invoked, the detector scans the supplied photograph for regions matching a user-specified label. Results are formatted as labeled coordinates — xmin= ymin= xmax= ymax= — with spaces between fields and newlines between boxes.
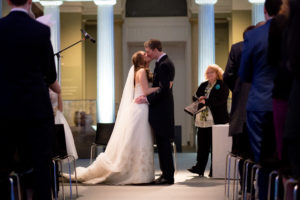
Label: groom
xmin=136 ymin=39 xmax=175 ymax=184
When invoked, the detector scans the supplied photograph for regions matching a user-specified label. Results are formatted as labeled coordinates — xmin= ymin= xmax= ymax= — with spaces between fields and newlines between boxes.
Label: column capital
xmin=39 ymin=1 xmax=63 ymax=7
xmin=195 ymin=0 xmax=217 ymax=5
xmin=248 ymin=0 xmax=265 ymax=4
xmin=94 ymin=0 xmax=116 ymax=6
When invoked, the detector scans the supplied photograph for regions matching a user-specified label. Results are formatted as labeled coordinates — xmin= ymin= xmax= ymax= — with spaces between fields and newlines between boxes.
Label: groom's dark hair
xmin=144 ymin=39 xmax=162 ymax=52
xmin=9 ymin=0 xmax=28 ymax=6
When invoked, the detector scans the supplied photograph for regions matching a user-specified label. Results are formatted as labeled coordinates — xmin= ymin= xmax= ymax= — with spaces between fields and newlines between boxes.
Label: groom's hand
xmin=135 ymin=95 xmax=148 ymax=104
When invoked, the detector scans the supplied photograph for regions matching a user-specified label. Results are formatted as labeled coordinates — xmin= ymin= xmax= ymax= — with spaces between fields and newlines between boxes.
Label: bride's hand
xmin=135 ymin=95 xmax=148 ymax=104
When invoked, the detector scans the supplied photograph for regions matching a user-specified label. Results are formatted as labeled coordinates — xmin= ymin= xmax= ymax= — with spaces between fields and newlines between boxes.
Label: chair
xmin=268 ymin=170 xmax=279 ymax=200
xmin=9 ymin=171 xmax=21 ymax=200
xmin=241 ymin=159 xmax=255 ymax=200
xmin=8 ymin=168 xmax=34 ymax=200
xmin=224 ymin=152 xmax=242 ymax=200
xmin=90 ymin=123 xmax=114 ymax=164
xmin=52 ymin=124 xmax=78 ymax=200
xmin=284 ymin=178 xmax=298 ymax=200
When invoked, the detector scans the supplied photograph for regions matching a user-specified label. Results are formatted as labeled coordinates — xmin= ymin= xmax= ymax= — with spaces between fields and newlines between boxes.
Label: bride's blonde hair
xmin=132 ymin=51 xmax=152 ymax=82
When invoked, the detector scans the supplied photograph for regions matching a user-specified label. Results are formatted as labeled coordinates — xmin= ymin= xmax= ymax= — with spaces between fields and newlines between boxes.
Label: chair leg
xmin=268 ymin=170 xmax=278 ymax=200
xmin=233 ymin=157 xmax=241 ymax=200
xmin=66 ymin=157 xmax=73 ymax=199
xmin=250 ymin=164 xmax=260 ymax=200
xmin=293 ymin=184 xmax=298 ymax=200
xmin=52 ymin=160 xmax=58 ymax=200
xmin=10 ymin=172 xmax=21 ymax=200
xmin=90 ymin=144 xmax=96 ymax=164
xmin=225 ymin=153 xmax=231 ymax=199
xmin=274 ymin=175 xmax=280 ymax=200
xmin=9 ymin=177 xmax=15 ymax=200
xmin=242 ymin=160 xmax=255 ymax=200
xmin=242 ymin=160 xmax=249 ymax=200
xmin=57 ymin=160 xmax=65 ymax=200
xmin=284 ymin=178 xmax=298 ymax=200
xmin=254 ymin=167 xmax=260 ymax=200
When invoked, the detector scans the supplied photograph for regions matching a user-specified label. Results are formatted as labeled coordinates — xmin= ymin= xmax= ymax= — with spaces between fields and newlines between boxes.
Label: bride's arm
xmin=137 ymin=69 xmax=159 ymax=95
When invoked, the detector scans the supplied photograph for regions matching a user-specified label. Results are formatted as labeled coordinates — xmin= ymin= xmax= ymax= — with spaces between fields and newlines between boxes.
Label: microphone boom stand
xmin=54 ymin=38 xmax=85 ymax=83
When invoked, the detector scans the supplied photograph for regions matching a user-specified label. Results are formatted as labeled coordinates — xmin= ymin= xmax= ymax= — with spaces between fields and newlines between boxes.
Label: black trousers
xmin=196 ymin=127 xmax=212 ymax=174
xmin=155 ymin=133 xmax=175 ymax=180
xmin=0 ymin=119 xmax=54 ymax=200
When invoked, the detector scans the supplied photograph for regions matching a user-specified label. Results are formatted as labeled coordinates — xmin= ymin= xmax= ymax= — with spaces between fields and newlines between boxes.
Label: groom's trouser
xmin=155 ymin=133 xmax=175 ymax=180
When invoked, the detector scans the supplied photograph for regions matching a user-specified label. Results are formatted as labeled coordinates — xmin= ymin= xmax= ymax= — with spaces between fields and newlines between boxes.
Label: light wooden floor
xmin=59 ymin=153 xmax=227 ymax=200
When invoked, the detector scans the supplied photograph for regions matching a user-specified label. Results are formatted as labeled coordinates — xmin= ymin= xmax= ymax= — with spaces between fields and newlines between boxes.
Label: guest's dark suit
xmin=147 ymin=54 xmax=175 ymax=180
xmin=239 ymin=19 xmax=277 ymax=200
xmin=0 ymin=11 xmax=56 ymax=200
xmin=224 ymin=41 xmax=253 ymax=189
xmin=224 ymin=42 xmax=251 ymax=136
xmin=193 ymin=80 xmax=229 ymax=174
xmin=223 ymin=42 xmax=252 ymax=157
xmin=239 ymin=19 xmax=277 ymax=164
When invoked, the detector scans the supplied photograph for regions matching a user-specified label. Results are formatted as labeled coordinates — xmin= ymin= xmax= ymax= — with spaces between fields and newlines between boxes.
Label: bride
xmin=64 ymin=51 xmax=159 ymax=184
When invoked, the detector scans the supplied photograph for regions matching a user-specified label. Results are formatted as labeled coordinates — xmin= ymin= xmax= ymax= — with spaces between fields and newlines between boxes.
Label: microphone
xmin=81 ymin=29 xmax=96 ymax=43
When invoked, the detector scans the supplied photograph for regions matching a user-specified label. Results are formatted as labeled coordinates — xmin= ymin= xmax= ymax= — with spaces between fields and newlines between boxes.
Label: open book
xmin=184 ymin=96 xmax=205 ymax=116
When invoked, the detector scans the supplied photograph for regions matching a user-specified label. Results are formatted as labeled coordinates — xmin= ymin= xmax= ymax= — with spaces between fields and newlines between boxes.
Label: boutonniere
xmin=215 ymin=84 xmax=220 ymax=90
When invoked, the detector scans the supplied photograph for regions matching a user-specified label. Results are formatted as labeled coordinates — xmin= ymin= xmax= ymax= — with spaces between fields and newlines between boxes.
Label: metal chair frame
xmin=284 ymin=178 xmax=298 ymax=200
xmin=53 ymin=155 xmax=78 ymax=200
xmin=241 ymin=159 xmax=255 ymax=200
xmin=225 ymin=153 xmax=243 ymax=200
xmin=267 ymin=170 xmax=279 ymax=200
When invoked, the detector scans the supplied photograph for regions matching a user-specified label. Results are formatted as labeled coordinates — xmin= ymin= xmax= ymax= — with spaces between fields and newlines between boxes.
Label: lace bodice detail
xmin=134 ymin=83 xmax=144 ymax=98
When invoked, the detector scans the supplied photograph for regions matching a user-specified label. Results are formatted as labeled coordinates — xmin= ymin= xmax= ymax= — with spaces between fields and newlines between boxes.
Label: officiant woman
xmin=187 ymin=64 xmax=229 ymax=177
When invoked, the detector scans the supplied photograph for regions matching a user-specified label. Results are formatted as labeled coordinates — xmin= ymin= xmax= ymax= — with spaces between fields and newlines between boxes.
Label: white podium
xmin=212 ymin=124 xmax=234 ymax=178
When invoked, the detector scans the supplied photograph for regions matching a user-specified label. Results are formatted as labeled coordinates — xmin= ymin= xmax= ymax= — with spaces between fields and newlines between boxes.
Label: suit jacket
xmin=193 ymin=80 xmax=229 ymax=125
xmin=147 ymin=55 xmax=175 ymax=139
xmin=239 ymin=19 xmax=277 ymax=112
xmin=0 ymin=11 xmax=57 ymax=120
xmin=224 ymin=42 xmax=251 ymax=136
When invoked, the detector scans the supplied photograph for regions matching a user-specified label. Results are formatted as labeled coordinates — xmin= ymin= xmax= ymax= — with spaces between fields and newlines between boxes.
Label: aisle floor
xmin=60 ymin=153 xmax=227 ymax=200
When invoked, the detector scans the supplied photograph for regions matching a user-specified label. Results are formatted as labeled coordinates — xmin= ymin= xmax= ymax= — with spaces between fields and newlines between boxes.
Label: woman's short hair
xmin=205 ymin=64 xmax=224 ymax=81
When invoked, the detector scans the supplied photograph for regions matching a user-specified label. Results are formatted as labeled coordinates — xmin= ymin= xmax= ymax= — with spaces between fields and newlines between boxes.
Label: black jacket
xmin=147 ymin=55 xmax=175 ymax=139
xmin=193 ymin=80 xmax=229 ymax=125
xmin=223 ymin=42 xmax=251 ymax=136
xmin=0 ymin=11 xmax=57 ymax=120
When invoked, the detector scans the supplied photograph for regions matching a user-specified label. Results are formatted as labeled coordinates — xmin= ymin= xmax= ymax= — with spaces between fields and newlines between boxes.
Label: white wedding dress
xmin=49 ymin=90 xmax=78 ymax=160
xmin=69 ymin=66 xmax=155 ymax=184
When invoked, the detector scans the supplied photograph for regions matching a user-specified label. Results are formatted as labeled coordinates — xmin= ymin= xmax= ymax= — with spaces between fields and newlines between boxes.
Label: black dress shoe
xmin=187 ymin=166 xmax=204 ymax=176
xmin=153 ymin=176 xmax=174 ymax=185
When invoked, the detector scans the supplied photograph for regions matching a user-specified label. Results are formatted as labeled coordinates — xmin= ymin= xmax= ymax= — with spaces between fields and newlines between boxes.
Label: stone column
xmin=94 ymin=0 xmax=116 ymax=124
xmin=40 ymin=0 xmax=63 ymax=76
xmin=195 ymin=0 xmax=217 ymax=85
xmin=0 ymin=0 xmax=2 ymax=17
xmin=249 ymin=0 xmax=265 ymax=25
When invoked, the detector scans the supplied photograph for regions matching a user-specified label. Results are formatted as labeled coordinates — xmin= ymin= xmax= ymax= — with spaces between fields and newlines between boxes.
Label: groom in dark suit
xmin=0 ymin=0 xmax=59 ymax=199
xmin=136 ymin=39 xmax=175 ymax=184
